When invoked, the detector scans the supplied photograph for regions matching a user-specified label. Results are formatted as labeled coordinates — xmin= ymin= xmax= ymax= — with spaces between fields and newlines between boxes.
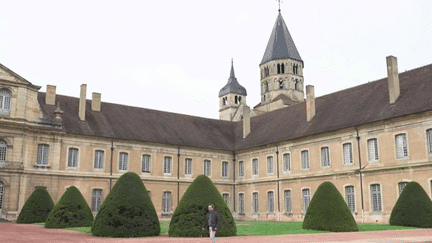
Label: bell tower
xmin=255 ymin=10 xmax=305 ymax=113
xmin=219 ymin=60 xmax=247 ymax=121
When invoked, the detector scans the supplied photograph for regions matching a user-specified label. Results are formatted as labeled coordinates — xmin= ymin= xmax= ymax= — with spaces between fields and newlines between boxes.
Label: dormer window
xmin=0 ymin=89 xmax=11 ymax=116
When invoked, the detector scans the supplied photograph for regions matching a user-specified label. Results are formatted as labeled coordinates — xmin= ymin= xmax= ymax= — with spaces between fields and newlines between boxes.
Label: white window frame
xmin=395 ymin=133 xmax=408 ymax=159
xmin=321 ymin=146 xmax=330 ymax=167
xmin=239 ymin=193 xmax=245 ymax=213
xmin=222 ymin=161 xmax=229 ymax=178
xmin=0 ymin=140 xmax=7 ymax=162
xmin=252 ymin=192 xmax=259 ymax=213
xmin=118 ymin=152 xmax=128 ymax=172
xmin=267 ymin=191 xmax=274 ymax=213
xmin=91 ymin=188 xmax=103 ymax=212
xmin=267 ymin=156 xmax=274 ymax=174
xmin=203 ymin=159 xmax=211 ymax=176
xmin=302 ymin=188 xmax=311 ymax=213
xmin=370 ymin=184 xmax=382 ymax=212
xmin=284 ymin=189 xmax=292 ymax=213
xmin=162 ymin=191 xmax=172 ymax=213
xmin=184 ymin=158 xmax=192 ymax=176
xmin=301 ymin=150 xmax=309 ymax=170
xmin=163 ymin=156 xmax=172 ymax=175
xmin=239 ymin=161 xmax=245 ymax=177
xmin=367 ymin=138 xmax=379 ymax=162
xmin=94 ymin=149 xmax=104 ymax=170
xmin=67 ymin=147 xmax=79 ymax=168
xmin=252 ymin=158 xmax=259 ymax=176
xmin=283 ymin=153 xmax=290 ymax=172
xmin=343 ymin=143 xmax=353 ymax=165
xmin=345 ymin=185 xmax=355 ymax=213
xmin=142 ymin=154 xmax=151 ymax=173
xmin=37 ymin=144 xmax=49 ymax=166
xmin=0 ymin=89 xmax=12 ymax=116
xmin=398 ymin=181 xmax=409 ymax=195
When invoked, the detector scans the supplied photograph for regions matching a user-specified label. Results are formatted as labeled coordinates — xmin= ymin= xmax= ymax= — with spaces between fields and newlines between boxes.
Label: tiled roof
xmin=38 ymin=63 xmax=432 ymax=151
xmin=260 ymin=12 xmax=303 ymax=66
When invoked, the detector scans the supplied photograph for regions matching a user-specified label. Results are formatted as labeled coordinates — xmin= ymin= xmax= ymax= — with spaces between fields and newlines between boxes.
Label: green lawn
xmin=34 ymin=221 xmax=416 ymax=237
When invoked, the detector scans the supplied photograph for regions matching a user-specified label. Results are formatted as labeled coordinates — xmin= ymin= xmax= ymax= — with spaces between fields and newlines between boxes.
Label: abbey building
xmin=1 ymin=11 xmax=432 ymax=224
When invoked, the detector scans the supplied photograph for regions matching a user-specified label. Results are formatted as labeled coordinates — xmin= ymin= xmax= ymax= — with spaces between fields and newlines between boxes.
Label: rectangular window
xmin=164 ymin=157 xmax=172 ymax=174
xmin=427 ymin=129 xmax=432 ymax=155
xmin=302 ymin=189 xmax=310 ymax=212
xmin=301 ymin=150 xmax=309 ymax=170
xmin=94 ymin=150 xmax=104 ymax=169
xmin=398 ymin=182 xmax=408 ymax=195
xmin=284 ymin=190 xmax=292 ymax=213
xmin=204 ymin=159 xmax=211 ymax=176
xmin=368 ymin=139 xmax=379 ymax=162
xmin=283 ymin=153 xmax=290 ymax=172
xmin=395 ymin=134 xmax=408 ymax=158
xmin=0 ymin=140 xmax=6 ymax=162
xmin=321 ymin=147 xmax=330 ymax=167
xmin=92 ymin=189 xmax=103 ymax=212
xmin=37 ymin=144 xmax=49 ymax=165
xmin=222 ymin=161 xmax=228 ymax=177
xmin=67 ymin=148 xmax=79 ymax=167
xmin=343 ymin=143 xmax=353 ymax=164
xmin=253 ymin=192 xmax=259 ymax=213
xmin=223 ymin=193 xmax=229 ymax=205
xmin=142 ymin=154 xmax=151 ymax=172
xmin=163 ymin=191 xmax=171 ymax=213
xmin=371 ymin=184 xmax=382 ymax=212
xmin=268 ymin=191 xmax=274 ymax=213
xmin=185 ymin=158 xmax=192 ymax=175
xmin=239 ymin=161 xmax=244 ymax=177
xmin=267 ymin=156 xmax=273 ymax=174
xmin=345 ymin=186 xmax=355 ymax=212
xmin=252 ymin=159 xmax=258 ymax=176
xmin=119 ymin=152 xmax=128 ymax=171
xmin=239 ymin=193 xmax=244 ymax=213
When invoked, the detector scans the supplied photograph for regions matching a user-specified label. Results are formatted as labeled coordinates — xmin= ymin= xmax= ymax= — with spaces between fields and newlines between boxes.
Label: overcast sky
xmin=1 ymin=0 xmax=431 ymax=119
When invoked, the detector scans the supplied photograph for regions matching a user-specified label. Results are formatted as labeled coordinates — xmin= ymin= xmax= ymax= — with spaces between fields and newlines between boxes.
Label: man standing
xmin=202 ymin=204 xmax=221 ymax=243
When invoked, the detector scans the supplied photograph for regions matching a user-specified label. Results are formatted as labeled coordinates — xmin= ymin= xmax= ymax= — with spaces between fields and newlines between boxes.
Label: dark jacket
xmin=202 ymin=210 xmax=222 ymax=232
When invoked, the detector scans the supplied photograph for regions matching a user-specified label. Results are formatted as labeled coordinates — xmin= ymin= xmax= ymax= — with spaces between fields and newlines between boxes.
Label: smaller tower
xmin=219 ymin=60 xmax=247 ymax=121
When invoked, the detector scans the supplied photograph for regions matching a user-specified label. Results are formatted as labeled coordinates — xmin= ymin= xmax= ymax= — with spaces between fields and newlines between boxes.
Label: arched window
xmin=0 ymin=89 xmax=12 ymax=116
xmin=238 ymin=96 xmax=242 ymax=103
xmin=222 ymin=97 xmax=227 ymax=106
xmin=235 ymin=96 xmax=238 ymax=104
xmin=277 ymin=64 xmax=281 ymax=74
xmin=0 ymin=140 xmax=7 ymax=162
xmin=281 ymin=63 xmax=285 ymax=74
xmin=279 ymin=79 xmax=284 ymax=89
xmin=265 ymin=82 xmax=269 ymax=92
xmin=294 ymin=79 xmax=299 ymax=90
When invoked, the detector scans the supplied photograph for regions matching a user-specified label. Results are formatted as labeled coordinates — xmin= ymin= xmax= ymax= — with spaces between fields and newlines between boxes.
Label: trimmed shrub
xmin=390 ymin=181 xmax=432 ymax=228
xmin=302 ymin=181 xmax=358 ymax=232
xmin=169 ymin=175 xmax=236 ymax=237
xmin=45 ymin=186 xmax=93 ymax=228
xmin=17 ymin=187 xmax=54 ymax=224
xmin=91 ymin=172 xmax=160 ymax=237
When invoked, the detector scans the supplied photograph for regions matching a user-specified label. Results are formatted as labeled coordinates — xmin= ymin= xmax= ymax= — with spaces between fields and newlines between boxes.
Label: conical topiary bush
xmin=169 ymin=174 xmax=236 ymax=237
xmin=44 ymin=186 xmax=93 ymax=228
xmin=390 ymin=181 xmax=432 ymax=228
xmin=91 ymin=172 xmax=160 ymax=237
xmin=17 ymin=187 xmax=54 ymax=224
xmin=302 ymin=181 xmax=358 ymax=232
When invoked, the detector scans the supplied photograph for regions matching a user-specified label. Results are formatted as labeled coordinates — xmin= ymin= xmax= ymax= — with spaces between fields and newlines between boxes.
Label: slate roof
xmin=260 ymin=12 xmax=303 ymax=66
xmin=219 ymin=60 xmax=247 ymax=97
xmin=38 ymin=63 xmax=432 ymax=152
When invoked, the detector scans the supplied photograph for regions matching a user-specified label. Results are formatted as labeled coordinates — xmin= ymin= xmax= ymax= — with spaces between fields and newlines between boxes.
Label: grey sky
xmin=1 ymin=0 xmax=431 ymax=119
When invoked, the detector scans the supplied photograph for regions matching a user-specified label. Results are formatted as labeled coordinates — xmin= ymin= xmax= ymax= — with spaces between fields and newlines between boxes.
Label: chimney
xmin=243 ymin=105 xmax=251 ymax=138
xmin=45 ymin=85 xmax=56 ymax=105
xmin=78 ymin=84 xmax=87 ymax=121
xmin=306 ymin=85 xmax=315 ymax=122
xmin=92 ymin=92 xmax=101 ymax=112
xmin=386 ymin=56 xmax=400 ymax=104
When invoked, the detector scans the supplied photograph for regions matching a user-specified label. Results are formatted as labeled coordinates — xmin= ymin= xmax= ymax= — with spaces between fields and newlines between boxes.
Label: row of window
xmin=261 ymin=63 xmax=300 ymax=78
xmin=221 ymin=95 xmax=242 ymax=106
xmin=262 ymin=78 xmax=301 ymax=93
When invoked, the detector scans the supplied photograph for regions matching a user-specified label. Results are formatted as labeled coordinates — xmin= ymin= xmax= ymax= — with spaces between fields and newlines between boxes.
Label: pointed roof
xmin=218 ymin=60 xmax=247 ymax=97
xmin=260 ymin=12 xmax=303 ymax=66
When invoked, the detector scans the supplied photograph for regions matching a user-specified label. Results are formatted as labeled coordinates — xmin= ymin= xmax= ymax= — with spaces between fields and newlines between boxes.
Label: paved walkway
xmin=1 ymin=223 xmax=432 ymax=243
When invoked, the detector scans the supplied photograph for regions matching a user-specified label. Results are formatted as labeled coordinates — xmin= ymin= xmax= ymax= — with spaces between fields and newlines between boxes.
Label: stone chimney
xmin=306 ymin=85 xmax=315 ymax=122
xmin=386 ymin=56 xmax=400 ymax=104
xmin=92 ymin=92 xmax=101 ymax=112
xmin=78 ymin=84 xmax=87 ymax=121
xmin=243 ymin=105 xmax=251 ymax=138
xmin=45 ymin=85 xmax=56 ymax=105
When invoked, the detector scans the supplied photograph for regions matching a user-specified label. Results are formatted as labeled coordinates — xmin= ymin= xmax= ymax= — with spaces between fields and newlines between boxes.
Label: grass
xmin=32 ymin=221 xmax=417 ymax=237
